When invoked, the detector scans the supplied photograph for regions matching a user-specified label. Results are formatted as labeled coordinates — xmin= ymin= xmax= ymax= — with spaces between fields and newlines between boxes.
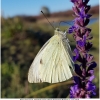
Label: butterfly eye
xmin=56 ymin=28 xmax=60 ymax=31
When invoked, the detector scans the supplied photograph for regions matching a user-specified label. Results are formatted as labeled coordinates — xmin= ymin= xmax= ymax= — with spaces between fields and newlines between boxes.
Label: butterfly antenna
xmin=41 ymin=11 xmax=55 ymax=29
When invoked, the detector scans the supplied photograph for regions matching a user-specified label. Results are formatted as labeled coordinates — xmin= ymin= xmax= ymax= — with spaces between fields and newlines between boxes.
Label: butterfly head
xmin=55 ymin=28 xmax=66 ymax=35
xmin=55 ymin=28 xmax=62 ymax=35
xmin=55 ymin=28 xmax=60 ymax=31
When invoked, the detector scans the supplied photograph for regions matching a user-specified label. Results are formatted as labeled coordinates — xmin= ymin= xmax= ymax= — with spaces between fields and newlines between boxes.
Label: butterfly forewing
xmin=28 ymin=29 xmax=74 ymax=83
xmin=28 ymin=40 xmax=50 ymax=83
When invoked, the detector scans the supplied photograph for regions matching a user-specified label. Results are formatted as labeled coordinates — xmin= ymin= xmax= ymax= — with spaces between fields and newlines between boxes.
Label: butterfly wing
xmin=28 ymin=34 xmax=74 ymax=83
xmin=28 ymin=39 xmax=50 ymax=83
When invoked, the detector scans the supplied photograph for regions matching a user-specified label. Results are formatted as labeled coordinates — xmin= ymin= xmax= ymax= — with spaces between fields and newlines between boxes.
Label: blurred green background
xmin=1 ymin=0 xmax=99 ymax=98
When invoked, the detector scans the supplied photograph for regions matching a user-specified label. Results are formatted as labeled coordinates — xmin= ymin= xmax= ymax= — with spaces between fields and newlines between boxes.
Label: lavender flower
xmin=68 ymin=0 xmax=97 ymax=98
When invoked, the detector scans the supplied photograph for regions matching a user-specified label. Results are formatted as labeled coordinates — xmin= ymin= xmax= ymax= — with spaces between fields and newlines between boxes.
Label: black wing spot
xmin=40 ymin=59 xmax=43 ymax=64
xmin=69 ymin=66 xmax=72 ymax=69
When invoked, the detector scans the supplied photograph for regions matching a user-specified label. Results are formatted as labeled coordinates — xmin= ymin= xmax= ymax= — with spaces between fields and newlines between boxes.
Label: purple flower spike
xmin=69 ymin=0 xmax=97 ymax=98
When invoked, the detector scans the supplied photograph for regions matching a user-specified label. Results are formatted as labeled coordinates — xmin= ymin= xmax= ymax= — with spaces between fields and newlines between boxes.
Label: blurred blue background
xmin=1 ymin=0 xmax=99 ymax=17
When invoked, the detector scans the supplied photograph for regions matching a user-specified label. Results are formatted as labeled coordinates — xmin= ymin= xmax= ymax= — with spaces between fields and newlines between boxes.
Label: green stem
xmin=25 ymin=80 xmax=73 ymax=98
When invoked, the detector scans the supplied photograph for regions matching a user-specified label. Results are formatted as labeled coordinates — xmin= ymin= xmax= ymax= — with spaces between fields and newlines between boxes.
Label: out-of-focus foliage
xmin=1 ymin=7 xmax=99 ymax=98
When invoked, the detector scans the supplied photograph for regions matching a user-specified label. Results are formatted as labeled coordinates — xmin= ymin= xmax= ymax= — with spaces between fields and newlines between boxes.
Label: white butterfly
xmin=28 ymin=28 xmax=74 ymax=83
